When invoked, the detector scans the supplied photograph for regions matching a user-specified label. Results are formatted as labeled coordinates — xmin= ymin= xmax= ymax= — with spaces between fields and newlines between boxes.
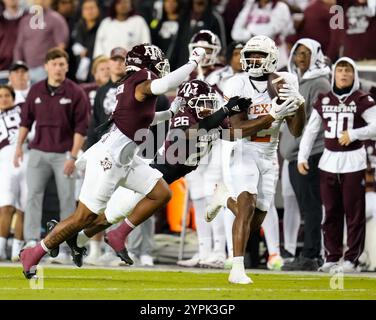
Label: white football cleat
xmin=177 ymin=253 xmax=202 ymax=268
xmin=342 ymin=260 xmax=358 ymax=273
xmin=96 ymin=252 xmax=124 ymax=267
xmin=84 ymin=253 xmax=102 ymax=266
xmin=267 ymin=254 xmax=284 ymax=271
xmin=47 ymin=252 xmax=70 ymax=265
xmin=206 ymin=183 xmax=231 ymax=222
xmin=318 ymin=261 xmax=339 ymax=273
xmin=140 ymin=254 xmax=154 ymax=267
xmin=11 ymin=240 xmax=24 ymax=262
xmin=228 ymin=270 xmax=253 ymax=284
xmin=200 ymin=252 xmax=226 ymax=269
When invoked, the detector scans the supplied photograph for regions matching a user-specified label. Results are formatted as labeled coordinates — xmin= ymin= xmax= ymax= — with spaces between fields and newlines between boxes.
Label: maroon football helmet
xmin=177 ymin=80 xmax=220 ymax=119
xmin=188 ymin=30 xmax=221 ymax=67
xmin=125 ymin=43 xmax=170 ymax=77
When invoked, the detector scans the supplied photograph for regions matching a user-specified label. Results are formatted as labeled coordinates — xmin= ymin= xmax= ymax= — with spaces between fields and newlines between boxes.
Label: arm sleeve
xmin=298 ymin=109 xmax=322 ymax=163
xmin=72 ymin=89 xmax=90 ymax=136
xmin=150 ymin=62 xmax=196 ymax=95
xmin=150 ymin=110 xmax=172 ymax=126
xmin=348 ymin=105 xmax=376 ymax=141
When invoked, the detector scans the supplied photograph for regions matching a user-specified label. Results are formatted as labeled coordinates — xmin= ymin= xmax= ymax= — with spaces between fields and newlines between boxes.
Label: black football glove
xmin=237 ymin=97 xmax=252 ymax=111
xmin=223 ymin=96 xmax=252 ymax=117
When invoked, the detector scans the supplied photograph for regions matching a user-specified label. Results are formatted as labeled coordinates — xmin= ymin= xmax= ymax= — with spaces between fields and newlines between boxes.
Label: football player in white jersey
xmin=207 ymin=35 xmax=306 ymax=284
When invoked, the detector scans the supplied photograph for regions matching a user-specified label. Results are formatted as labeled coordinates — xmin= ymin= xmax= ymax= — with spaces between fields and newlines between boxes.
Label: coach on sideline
xmin=13 ymin=48 xmax=90 ymax=247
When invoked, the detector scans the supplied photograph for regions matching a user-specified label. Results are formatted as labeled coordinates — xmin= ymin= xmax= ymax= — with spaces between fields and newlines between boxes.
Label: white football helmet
xmin=188 ymin=30 xmax=222 ymax=67
xmin=240 ymin=36 xmax=279 ymax=77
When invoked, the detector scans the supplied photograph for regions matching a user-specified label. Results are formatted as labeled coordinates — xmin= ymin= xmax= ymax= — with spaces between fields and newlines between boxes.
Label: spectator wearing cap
xmin=13 ymin=0 xmax=69 ymax=84
xmin=0 ymin=0 xmax=26 ymax=84
xmin=93 ymin=0 xmax=150 ymax=58
xmin=8 ymin=61 xmax=30 ymax=104
xmin=13 ymin=48 xmax=90 ymax=251
xmin=72 ymin=0 xmax=103 ymax=82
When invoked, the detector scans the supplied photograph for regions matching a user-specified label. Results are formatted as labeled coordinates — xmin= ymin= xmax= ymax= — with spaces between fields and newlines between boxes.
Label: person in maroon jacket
xmin=13 ymin=48 xmax=90 ymax=257
xmin=19 ymin=44 xmax=207 ymax=278
xmin=297 ymin=57 xmax=376 ymax=273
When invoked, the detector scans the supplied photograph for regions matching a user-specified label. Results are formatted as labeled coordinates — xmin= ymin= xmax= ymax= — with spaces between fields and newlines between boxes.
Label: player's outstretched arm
xmin=135 ymin=48 xmax=206 ymax=102
xmin=185 ymin=97 xmax=252 ymax=140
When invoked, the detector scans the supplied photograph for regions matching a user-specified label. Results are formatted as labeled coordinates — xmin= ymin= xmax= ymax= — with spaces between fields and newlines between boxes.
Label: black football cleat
xmin=104 ymin=235 xmax=134 ymax=266
xmin=46 ymin=220 xmax=59 ymax=258
xmin=66 ymin=233 xmax=87 ymax=267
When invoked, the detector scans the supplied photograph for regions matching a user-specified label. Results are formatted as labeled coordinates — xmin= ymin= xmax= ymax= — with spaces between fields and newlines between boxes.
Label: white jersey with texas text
xmin=223 ymin=73 xmax=285 ymax=155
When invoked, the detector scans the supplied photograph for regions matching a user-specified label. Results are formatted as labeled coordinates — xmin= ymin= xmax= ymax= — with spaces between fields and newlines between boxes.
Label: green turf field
xmin=0 ymin=265 xmax=376 ymax=300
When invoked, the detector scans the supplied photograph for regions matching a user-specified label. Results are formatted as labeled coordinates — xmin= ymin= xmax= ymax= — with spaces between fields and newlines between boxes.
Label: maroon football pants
xmin=320 ymin=169 xmax=366 ymax=264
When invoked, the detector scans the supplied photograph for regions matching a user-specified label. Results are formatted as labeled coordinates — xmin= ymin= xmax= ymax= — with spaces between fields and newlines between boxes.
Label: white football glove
xmin=169 ymin=96 xmax=185 ymax=116
xmin=269 ymin=97 xmax=300 ymax=120
xmin=189 ymin=47 xmax=206 ymax=66
xmin=278 ymin=83 xmax=305 ymax=106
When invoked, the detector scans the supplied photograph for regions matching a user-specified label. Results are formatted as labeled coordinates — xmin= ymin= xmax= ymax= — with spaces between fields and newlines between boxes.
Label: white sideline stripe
xmin=0 ymin=288 xmax=371 ymax=292
xmin=2 ymin=263 xmax=376 ymax=278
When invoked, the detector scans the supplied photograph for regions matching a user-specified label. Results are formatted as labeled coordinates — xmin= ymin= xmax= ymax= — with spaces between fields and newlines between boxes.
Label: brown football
xmin=267 ymin=73 xmax=286 ymax=104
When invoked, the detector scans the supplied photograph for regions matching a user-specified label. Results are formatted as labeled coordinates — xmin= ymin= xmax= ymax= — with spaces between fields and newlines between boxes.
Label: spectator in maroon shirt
xmin=13 ymin=48 xmax=89 ymax=251
xmin=0 ymin=0 xmax=26 ymax=84
xmin=13 ymin=0 xmax=69 ymax=84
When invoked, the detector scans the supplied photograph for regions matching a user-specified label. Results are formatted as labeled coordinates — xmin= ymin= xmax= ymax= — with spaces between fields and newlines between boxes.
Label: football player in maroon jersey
xmin=298 ymin=57 xmax=376 ymax=273
xmin=19 ymin=44 xmax=207 ymax=279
